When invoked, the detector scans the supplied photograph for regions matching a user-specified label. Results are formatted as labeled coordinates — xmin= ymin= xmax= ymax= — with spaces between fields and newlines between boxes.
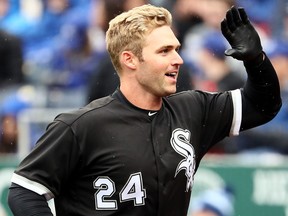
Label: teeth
xmin=166 ymin=72 xmax=176 ymax=76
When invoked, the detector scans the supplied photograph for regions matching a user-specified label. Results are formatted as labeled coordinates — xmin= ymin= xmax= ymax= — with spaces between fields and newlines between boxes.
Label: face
xmin=0 ymin=0 xmax=9 ymax=17
xmin=201 ymin=0 xmax=230 ymax=28
xmin=271 ymin=56 xmax=288 ymax=89
xmin=135 ymin=25 xmax=183 ymax=97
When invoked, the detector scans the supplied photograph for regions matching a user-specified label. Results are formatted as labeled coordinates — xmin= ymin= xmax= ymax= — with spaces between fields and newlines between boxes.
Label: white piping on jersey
xmin=229 ymin=89 xmax=242 ymax=136
xmin=11 ymin=173 xmax=54 ymax=200
xmin=11 ymin=173 xmax=57 ymax=215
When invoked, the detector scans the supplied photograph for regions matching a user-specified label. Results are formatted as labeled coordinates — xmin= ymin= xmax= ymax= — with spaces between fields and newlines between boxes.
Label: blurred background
xmin=0 ymin=0 xmax=288 ymax=215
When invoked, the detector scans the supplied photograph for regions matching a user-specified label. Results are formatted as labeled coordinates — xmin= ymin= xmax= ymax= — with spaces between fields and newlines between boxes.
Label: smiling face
xmin=134 ymin=25 xmax=183 ymax=97
xmin=107 ymin=4 xmax=183 ymax=109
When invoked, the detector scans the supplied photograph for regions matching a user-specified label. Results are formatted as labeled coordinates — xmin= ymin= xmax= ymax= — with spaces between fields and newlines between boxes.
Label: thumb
xmin=224 ymin=48 xmax=242 ymax=59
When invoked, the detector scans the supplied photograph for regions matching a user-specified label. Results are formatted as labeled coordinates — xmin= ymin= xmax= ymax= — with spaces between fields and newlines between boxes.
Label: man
xmin=8 ymin=4 xmax=281 ymax=216
xmin=86 ymin=0 xmax=193 ymax=101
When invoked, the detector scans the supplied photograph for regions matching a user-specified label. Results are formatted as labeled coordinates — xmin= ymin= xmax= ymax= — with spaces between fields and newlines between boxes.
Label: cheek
xmin=146 ymin=59 xmax=167 ymax=73
xmin=138 ymin=56 xmax=169 ymax=83
xmin=140 ymin=60 xmax=159 ymax=75
xmin=137 ymin=65 xmax=162 ymax=89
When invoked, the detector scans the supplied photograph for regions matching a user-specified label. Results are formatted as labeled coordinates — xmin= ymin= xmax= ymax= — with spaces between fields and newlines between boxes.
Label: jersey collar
xmin=112 ymin=88 xmax=159 ymax=118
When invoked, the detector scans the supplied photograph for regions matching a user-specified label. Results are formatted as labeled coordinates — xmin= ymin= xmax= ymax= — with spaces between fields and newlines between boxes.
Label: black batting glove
xmin=221 ymin=6 xmax=263 ymax=64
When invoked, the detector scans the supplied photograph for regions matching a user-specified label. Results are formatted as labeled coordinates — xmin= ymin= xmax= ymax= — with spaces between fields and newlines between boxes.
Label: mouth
xmin=165 ymin=72 xmax=177 ymax=79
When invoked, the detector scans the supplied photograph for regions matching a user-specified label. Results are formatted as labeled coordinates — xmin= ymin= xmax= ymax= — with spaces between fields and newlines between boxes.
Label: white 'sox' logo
xmin=170 ymin=128 xmax=195 ymax=192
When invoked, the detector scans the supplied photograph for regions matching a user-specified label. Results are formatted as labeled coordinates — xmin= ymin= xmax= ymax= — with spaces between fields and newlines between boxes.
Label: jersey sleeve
xmin=241 ymin=53 xmax=282 ymax=130
xmin=189 ymin=89 xmax=242 ymax=146
xmin=11 ymin=119 xmax=80 ymax=199
xmin=167 ymin=89 xmax=242 ymax=160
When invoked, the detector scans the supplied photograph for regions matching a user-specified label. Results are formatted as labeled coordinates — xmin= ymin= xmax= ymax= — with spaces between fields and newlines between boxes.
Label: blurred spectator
xmin=235 ymin=39 xmax=288 ymax=154
xmin=0 ymin=0 xmax=20 ymax=32
xmin=24 ymin=0 xmax=65 ymax=49
xmin=188 ymin=187 xmax=234 ymax=216
xmin=0 ymin=0 xmax=44 ymax=48
xmin=86 ymin=54 xmax=120 ymax=101
xmin=21 ymin=0 xmax=98 ymax=107
xmin=171 ymin=0 xmax=204 ymax=45
xmin=282 ymin=1 xmax=288 ymax=40
xmin=0 ymin=29 xmax=24 ymax=88
xmin=180 ymin=0 xmax=237 ymax=76
xmin=45 ymin=21 xmax=98 ymax=88
xmin=0 ymin=85 xmax=34 ymax=153
xmin=87 ymin=0 xmax=194 ymax=102
xmin=23 ymin=0 xmax=77 ymax=70
xmin=195 ymin=31 xmax=245 ymax=92
xmin=236 ymin=0 xmax=278 ymax=36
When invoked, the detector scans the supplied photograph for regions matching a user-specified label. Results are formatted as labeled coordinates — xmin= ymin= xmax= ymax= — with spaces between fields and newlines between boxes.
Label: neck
xmin=120 ymin=84 xmax=162 ymax=111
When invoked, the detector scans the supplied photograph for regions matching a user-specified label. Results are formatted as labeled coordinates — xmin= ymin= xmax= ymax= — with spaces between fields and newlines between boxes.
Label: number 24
xmin=93 ymin=172 xmax=147 ymax=210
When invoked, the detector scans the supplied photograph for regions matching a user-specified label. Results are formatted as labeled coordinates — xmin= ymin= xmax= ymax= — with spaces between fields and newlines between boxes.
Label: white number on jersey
xmin=119 ymin=172 xmax=146 ymax=205
xmin=93 ymin=172 xmax=146 ymax=210
xmin=94 ymin=176 xmax=117 ymax=210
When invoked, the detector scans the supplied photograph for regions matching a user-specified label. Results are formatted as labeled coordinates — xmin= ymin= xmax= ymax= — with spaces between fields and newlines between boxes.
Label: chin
xmin=165 ymin=88 xmax=177 ymax=96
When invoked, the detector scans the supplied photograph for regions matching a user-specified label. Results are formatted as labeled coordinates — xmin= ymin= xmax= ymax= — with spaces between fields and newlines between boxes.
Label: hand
xmin=221 ymin=6 xmax=263 ymax=62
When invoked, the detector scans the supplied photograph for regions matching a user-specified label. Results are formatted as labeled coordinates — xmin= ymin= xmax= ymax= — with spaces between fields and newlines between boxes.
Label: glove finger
xmin=220 ymin=19 xmax=232 ymax=41
xmin=231 ymin=6 xmax=242 ymax=26
xmin=225 ymin=9 xmax=237 ymax=32
xmin=238 ymin=7 xmax=250 ymax=24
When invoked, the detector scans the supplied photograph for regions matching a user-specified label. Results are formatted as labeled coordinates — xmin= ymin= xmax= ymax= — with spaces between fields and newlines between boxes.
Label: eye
xmin=160 ymin=48 xmax=169 ymax=54
xmin=158 ymin=45 xmax=180 ymax=55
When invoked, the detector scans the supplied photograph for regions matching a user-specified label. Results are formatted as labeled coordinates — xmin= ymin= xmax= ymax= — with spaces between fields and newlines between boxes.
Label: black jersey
xmin=11 ymin=89 xmax=242 ymax=216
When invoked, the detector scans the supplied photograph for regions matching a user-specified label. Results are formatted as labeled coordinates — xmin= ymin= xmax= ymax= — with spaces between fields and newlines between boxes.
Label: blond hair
xmin=106 ymin=4 xmax=172 ymax=73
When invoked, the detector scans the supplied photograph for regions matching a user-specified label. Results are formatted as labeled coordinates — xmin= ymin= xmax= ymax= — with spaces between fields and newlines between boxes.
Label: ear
xmin=120 ymin=51 xmax=137 ymax=70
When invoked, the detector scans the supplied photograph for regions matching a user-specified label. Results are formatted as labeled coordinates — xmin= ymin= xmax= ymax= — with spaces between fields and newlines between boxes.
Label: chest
xmin=77 ymin=112 xmax=201 ymax=191
xmin=64 ymin=108 xmax=203 ymax=214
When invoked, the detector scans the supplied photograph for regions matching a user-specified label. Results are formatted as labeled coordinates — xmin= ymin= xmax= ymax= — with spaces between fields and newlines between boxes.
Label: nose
xmin=172 ymin=51 xmax=184 ymax=66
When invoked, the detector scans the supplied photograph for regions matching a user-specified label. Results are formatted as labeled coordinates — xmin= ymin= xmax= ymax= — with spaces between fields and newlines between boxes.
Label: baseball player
xmin=8 ymin=4 xmax=281 ymax=216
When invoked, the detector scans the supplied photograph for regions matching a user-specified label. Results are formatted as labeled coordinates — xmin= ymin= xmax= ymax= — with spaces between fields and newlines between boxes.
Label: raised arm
xmin=221 ymin=6 xmax=282 ymax=130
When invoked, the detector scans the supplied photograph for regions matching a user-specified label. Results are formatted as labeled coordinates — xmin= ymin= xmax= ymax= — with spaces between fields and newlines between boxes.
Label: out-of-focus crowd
xmin=0 ymin=0 xmax=288 ymax=158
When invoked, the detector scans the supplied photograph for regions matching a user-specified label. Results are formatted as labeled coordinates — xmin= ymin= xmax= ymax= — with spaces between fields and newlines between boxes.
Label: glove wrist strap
xmin=244 ymin=52 xmax=264 ymax=68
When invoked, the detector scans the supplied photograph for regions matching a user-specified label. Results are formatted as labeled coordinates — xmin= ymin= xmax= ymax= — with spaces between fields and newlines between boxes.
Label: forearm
xmin=8 ymin=183 xmax=53 ymax=216
xmin=241 ymin=53 xmax=282 ymax=130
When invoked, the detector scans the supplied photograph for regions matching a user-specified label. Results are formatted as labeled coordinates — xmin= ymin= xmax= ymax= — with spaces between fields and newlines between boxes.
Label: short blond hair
xmin=106 ymin=4 xmax=172 ymax=73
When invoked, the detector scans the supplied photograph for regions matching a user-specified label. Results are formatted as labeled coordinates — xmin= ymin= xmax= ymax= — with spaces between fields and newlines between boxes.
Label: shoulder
xmin=54 ymin=96 xmax=116 ymax=126
xmin=166 ymin=90 xmax=232 ymax=103
xmin=164 ymin=90 xmax=236 ymax=113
